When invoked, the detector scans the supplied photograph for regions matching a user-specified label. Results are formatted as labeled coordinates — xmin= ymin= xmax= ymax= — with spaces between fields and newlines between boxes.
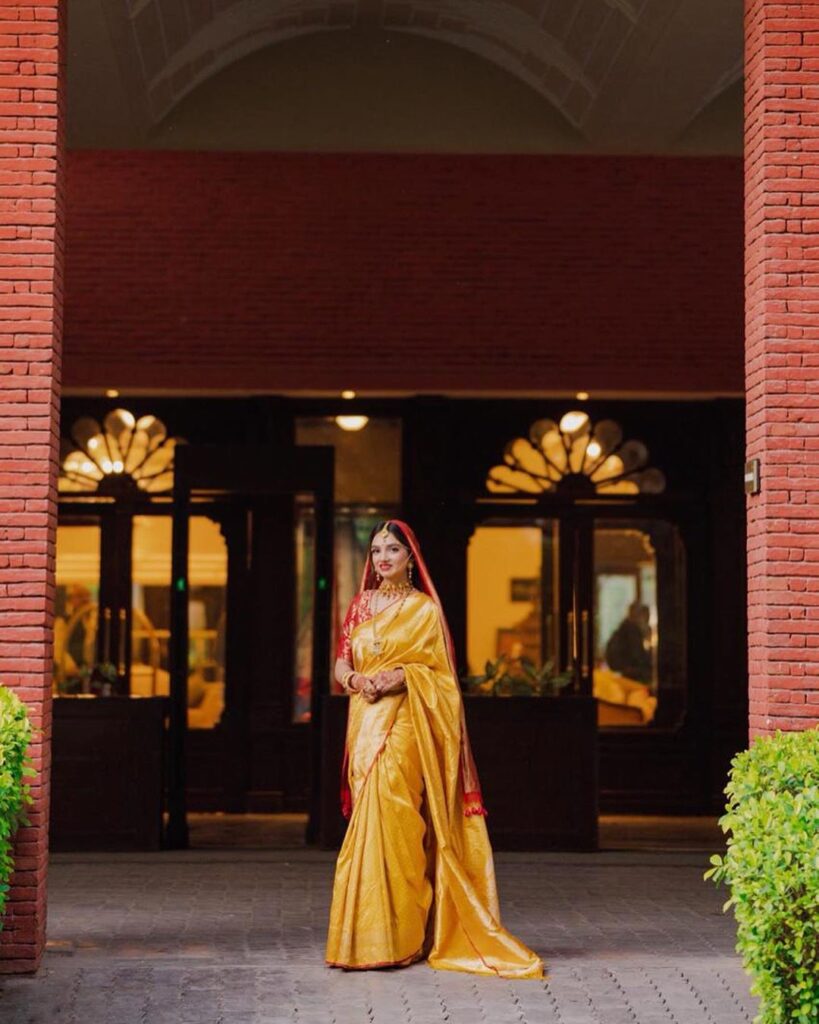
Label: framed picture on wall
xmin=510 ymin=578 xmax=538 ymax=602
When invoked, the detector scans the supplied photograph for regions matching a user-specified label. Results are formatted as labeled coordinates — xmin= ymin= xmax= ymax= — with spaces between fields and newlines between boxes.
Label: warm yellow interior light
xmin=341 ymin=390 xmax=356 ymax=400
xmin=576 ymin=391 xmax=590 ymax=401
xmin=105 ymin=388 xmax=119 ymax=398
xmin=587 ymin=440 xmax=602 ymax=458
xmin=335 ymin=415 xmax=369 ymax=432
xmin=559 ymin=410 xmax=590 ymax=436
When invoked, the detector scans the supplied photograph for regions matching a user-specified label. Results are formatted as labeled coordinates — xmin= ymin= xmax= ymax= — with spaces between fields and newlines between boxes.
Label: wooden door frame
xmin=464 ymin=494 xmax=700 ymax=723
xmin=167 ymin=443 xmax=334 ymax=849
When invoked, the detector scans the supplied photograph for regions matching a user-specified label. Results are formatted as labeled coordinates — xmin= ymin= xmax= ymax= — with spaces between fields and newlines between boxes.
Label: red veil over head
xmin=343 ymin=518 xmax=486 ymax=818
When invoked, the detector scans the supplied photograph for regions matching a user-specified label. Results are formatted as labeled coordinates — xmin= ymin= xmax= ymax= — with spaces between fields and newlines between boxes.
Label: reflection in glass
xmin=464 ymin=518 xmax=686 ymax=729
xmin=467 ymin=523 xmax=559 ymax=677
xmin=593 ymin=521 xmax=686 ymax=729
xmin=130 ymin=516 xmax=227 ymax=729
xmin=292 ymin=504 xmax=392 ymax=721
xmin=332 ymin=508 xmax=388 ymax=672
xmin=293 ymin=501 xmax=315 ymax=723
xmin=294 ymin=417 xmax=401 ymax=717
xmin=54 ymin=524 xmax=101 ymax=693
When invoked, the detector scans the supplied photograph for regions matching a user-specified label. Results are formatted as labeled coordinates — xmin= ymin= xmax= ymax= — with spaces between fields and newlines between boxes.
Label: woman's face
xmin=370 ymin=532 xmax=411 ymax=584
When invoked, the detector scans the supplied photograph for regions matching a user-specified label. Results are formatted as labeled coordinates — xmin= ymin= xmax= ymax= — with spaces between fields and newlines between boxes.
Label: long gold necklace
xmin=371 ymin=584 xmax=413 ymax=655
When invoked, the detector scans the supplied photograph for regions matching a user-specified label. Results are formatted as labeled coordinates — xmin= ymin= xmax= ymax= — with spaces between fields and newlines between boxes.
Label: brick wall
xmin=63 ymin=151 xmax=744 ymax=395
xmin=746 ymin=1 xmax=819 ymax=734
xmin=0 ymin=2 xmax=64 ymax=972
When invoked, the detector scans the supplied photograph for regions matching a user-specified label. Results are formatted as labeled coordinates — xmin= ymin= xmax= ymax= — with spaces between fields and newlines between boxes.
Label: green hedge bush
xmin=706 ymin=729 xmax=819 ymax=1024
xmin=0 ymin=685 xmax=33 ymax=925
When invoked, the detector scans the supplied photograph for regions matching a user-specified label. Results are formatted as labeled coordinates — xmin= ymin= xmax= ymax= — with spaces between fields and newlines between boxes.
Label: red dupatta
xmin=339 ymin=518 xmax=486 ymax=819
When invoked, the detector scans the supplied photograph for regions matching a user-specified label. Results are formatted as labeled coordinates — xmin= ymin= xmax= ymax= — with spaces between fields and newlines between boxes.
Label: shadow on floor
xmin=186 ymin=812 xmax=725 ymax=853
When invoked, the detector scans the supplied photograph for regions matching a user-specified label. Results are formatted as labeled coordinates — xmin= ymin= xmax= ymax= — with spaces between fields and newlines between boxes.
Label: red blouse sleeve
xmin=336 ymin=594 xmax=359 ymax=662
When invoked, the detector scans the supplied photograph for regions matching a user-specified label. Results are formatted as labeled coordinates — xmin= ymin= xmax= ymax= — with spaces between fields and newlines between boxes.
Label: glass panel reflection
xmin=593 ymin=520 xmax=686 ymax=729
xmin=130 ymin=515 xmax=171 ymax=701
xmin=130 ymin=515 xmax=227 ymax=729
xmin=54 ymin=524 xmax=101 ymax=693
xmin=332 ymin=508 xmax=388 ymax=668
xmin=467 ymin=523 xmax=560 ymax=685
xmin=292 ymin=504 xmax=391 ymax=721
xmin=294 ymin=416 xmax=401 ymax=718
xmin=293 ymin=500 xmax=315 ymax=723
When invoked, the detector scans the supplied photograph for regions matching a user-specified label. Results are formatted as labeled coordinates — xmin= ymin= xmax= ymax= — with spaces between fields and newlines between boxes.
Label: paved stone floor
xmin=0 ymin=849 xmax=756 ymax=1024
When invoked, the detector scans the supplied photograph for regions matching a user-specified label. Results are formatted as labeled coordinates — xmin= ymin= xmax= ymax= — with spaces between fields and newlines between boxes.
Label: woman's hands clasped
xmin=354 ymin=668 xmax=406 ymax=703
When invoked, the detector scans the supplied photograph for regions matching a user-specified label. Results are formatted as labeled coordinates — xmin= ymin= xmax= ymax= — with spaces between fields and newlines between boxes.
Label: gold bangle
xmin=341 ymin=670 xmax=356 ymax=692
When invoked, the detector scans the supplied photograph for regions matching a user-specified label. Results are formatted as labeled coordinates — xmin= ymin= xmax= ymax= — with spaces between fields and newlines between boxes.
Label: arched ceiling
xmin=69 ymin=0 xmax=743 ymax=153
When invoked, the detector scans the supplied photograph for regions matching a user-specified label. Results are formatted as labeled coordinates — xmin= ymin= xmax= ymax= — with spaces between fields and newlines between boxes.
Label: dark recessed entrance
xmin=50 ymin=395 xmax=747 ymax=852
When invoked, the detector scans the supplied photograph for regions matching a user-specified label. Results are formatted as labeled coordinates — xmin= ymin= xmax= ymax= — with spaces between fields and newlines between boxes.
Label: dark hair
xmin=368 ymin=520 xmax=411 ymax=550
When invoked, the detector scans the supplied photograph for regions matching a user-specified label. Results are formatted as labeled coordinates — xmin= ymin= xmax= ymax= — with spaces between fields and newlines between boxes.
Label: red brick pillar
xmin=0 ymin=2 xmax=64 ymax=973
xmin=746 ymin=1 xmax=819 ymax=735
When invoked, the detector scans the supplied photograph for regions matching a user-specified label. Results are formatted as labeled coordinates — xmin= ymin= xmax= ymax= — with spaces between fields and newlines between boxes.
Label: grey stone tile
xmin=0 ymin=850 xmax=756 ymax=1024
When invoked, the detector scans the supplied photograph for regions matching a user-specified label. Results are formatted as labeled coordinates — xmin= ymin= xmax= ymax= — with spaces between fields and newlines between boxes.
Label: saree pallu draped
xmin=325 ymin=591 xmax=543 ymax=979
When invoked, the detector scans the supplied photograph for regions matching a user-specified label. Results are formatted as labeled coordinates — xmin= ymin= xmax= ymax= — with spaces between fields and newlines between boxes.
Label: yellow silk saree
xmin=326 ymin=590 xmax=543 ymax=979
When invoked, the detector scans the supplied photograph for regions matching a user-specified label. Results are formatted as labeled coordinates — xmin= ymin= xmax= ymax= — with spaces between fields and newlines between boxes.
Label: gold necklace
xmin=378 ymin=579 xmax=412 ymax=597
xmin=371 ymin=587 xmax=413 ymax=654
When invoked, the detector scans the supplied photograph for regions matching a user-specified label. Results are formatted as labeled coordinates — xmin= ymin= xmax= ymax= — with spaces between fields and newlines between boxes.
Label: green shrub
xmin=0 ymin=686 xmax=34 ymax=926
xmin=706 ymin=729 xmax=819 ymax=1024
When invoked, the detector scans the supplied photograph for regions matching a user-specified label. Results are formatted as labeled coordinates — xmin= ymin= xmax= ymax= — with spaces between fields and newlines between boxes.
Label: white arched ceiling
xmin=71 ymin=0 xmax=742 ymax=153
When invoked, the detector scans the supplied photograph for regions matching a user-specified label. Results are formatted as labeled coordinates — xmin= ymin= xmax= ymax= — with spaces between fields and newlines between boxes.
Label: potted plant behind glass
xmin=461 ymin=655 xmax=573 ymax=698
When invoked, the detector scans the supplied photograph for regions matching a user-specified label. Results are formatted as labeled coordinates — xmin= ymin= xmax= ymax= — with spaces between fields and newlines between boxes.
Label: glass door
xmin=54 ymin=521 xmax=102 ymax=693
xmin=55 ymin=507 xmax=132 ymax=696
xmin=293 ymin=502 xmax=397 ymax=721
xmin=130 ymin=514 xmax=227 ymax=730
xmin=465 ymin=513 xmax=687 ymax=727
xmin=55 ymin=509 xmax=228 ymax=724
xmin=592 ymin=518 xmax=686 ymax=729
xmin=558 ymin=515 xmax=593 ymax=696
xmin=466 ymin=520 xmax=562 ymax=692
xmin=129 ymin=514 xmax=171 ymax=699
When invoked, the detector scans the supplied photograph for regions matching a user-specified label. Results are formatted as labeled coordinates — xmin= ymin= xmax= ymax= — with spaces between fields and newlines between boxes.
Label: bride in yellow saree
xmin=326 ymin=519 xmax=543 ymax=979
